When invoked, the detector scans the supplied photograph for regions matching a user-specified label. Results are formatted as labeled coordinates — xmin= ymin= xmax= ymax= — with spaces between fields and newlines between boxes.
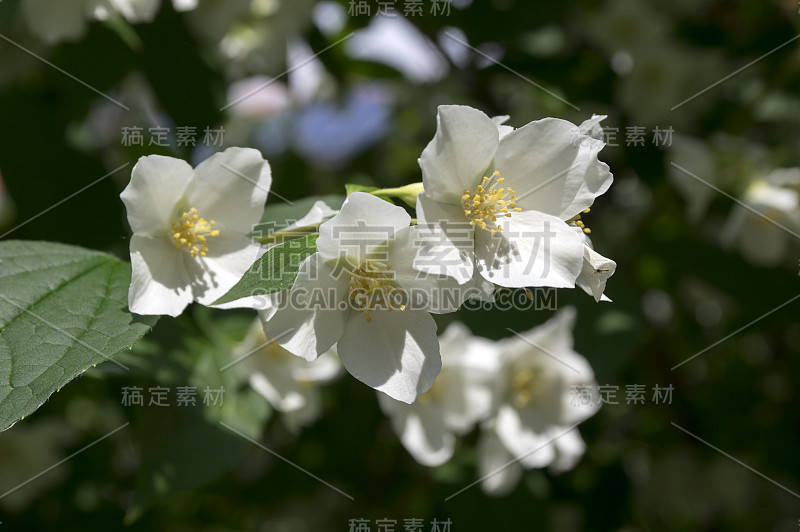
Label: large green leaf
xmin=0 ymin=240 xmax=157 ymax=432
xmin=213 ymin=234 xmax=319 ymax=305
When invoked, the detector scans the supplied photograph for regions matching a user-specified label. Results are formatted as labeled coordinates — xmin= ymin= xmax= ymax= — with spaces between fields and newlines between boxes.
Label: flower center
xmin=511 ymin=367 xmax=544 ymax=407
xmin=417 ymin=373 xmax=449 ymax=405
xmin=565 ymin=208 xmax=592 ymax=234
xmin=462 ymin=170 xmax=522 ymax=235
xmin=264 ymin=339 xmax=290 ymax=361
xmin=169 ymin=207 xmax=220 ymax=258
xmin=348 ymin=261 xmax=405 ymax=323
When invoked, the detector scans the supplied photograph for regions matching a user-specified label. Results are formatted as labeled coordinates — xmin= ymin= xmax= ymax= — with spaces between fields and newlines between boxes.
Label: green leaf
xmin=213 ymin=234 xmax=319 ymax=306
xmin=0 ymin=240 xmax=157 ymax=432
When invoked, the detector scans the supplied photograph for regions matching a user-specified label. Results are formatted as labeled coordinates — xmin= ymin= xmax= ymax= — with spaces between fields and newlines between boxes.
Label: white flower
xmin=416 ymin=105 xmax=613 ymax=290
xmin=236 ymin=316 xmax=340 ymax=432
xmin=263 ymin=192 xmax=464 ymax=403
xmin=722 ymin=172 xmax=800 ymax=267
xmin=120 ymin=147 xmax=271 ymax=317
xmin=377 ymin=322 xmax=500 ymax=466
xmin=20 ymin=0 xmax=198 ymax=44
xmin=485 ymin=307 xmax=598 ymax=487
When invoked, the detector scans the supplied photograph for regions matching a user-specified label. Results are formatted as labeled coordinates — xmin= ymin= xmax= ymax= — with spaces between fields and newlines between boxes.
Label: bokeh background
xmin=1 ymin=0 xmax=800 ymax=530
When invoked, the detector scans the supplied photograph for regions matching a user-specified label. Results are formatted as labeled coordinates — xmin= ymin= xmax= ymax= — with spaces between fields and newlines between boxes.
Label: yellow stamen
xmin=512 ymin=367 xmax=544 ymax=407
xmin=566 ymin=208 xmax=594 ymax=235
xmin=348 ymin=261 xmax=405 ymax=322
xmin=169 ymin=207 xmax=220 ymax=258
xmin=462 ymin=170 xmax=520 ymax=236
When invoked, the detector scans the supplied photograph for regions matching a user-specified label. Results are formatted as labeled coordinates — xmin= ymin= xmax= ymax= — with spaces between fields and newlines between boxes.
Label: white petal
xmin=478 ymin=427 xmax=523 ymax=497
xmin=378 ymin=395 xmax=455 ymax=467
xmin=729 ymin=212 xmax=789 ymax=267
xmin=462 ymin=270 xmax=497 ymax=303
xmin=578 ymin=114 xmax=607 ymax=140
xmin=128 ymin=235 xmax=193 ymax=317
xmin=494 ymin=118 xmax=613 ymax=220
xmin=171 ymin=0 xmax=198 ymax=11
xmin=414 ymin=193 xmax=475 ymax=284
xmin=282 ymin=391 xmax=322 ymax=432
xmin=284 ymin=200 xmax=338 ymax=232
xmin=238 ymin=318 xmax=332 ymax=413
xmin=723 ymin=182 xmax=800 ymax=267
xmin=475 ymin=210 xmax=584 ymax=288
xmin=504 ymin=307 xmax=600 ymax=426
xmin=576 ymin=243 xmax=616 ymax=302
xmin=766 ymin=168 xmax=800 ymax=188
xmin=491 ymin=115 xmax=514 ymax=139
xmin=190 ymin=147 xmax=272 ymax=234
xmin=317 ymin=192 xmax=410 ymax=265
xmin=438 ymin=327 xmax=502 ymax=432
xmin=187 ymin=236 xmax=263 ymax=306
xmin=121 ymin=155 xmax=194 ymax=236
xmin=388 ymin=227 xmax=469 ymax=314
xmin=292 ymin=348 xmax=342 ymax=383
xmin=550 ymin=429 xmax=586 ymax=473
xmin=249 ymin=371 xmax=307 ymax=412
xmin=420 ymin=105 xmax=499 ymax=204
xmin=110 ymin=0 xmax=160 ymax=22
xmin=263 ymin=254 xmax=349 ymax=361
xmin=338 ymin=309 xmax=440 ymax=404
xmin=495 ymin=404 xmax=555 ymax=468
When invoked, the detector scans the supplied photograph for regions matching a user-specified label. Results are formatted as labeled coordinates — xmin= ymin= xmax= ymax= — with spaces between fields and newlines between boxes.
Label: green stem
xmin=370 ymin=183 xmax=424 ymax=208
xmin=256 ymin=223 xmax=322 ymax=245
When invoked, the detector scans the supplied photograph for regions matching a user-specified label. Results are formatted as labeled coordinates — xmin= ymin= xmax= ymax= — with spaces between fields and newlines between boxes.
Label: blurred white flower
xmin=237 ymin=316 xmax=340 ymax=432
xmin=480 ymin=307 xmax=598 ymax=495
xmin=416 ymin=105 xmax=613 ymax=290
xmin=262 ymin=192 xmax=463 ymax=403
xmin=217 ymin=0 xmax=317 ymax=77
xmin=377 ymin=322 xmax=500 ymax=466
xmin=120 ymin=147 xmax=271 ymax=316
xmin=722 ymin=172 xmax=800 ymax=267
xmin=20 ymin=0 xmax=198 ymax=44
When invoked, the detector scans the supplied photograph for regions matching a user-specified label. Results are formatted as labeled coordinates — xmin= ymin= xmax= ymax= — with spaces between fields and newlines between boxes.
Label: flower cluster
xmin=120 ymin=105 xmax=616 ymax=414
xmin=379 ymin=308 xmax=598 ymax=496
